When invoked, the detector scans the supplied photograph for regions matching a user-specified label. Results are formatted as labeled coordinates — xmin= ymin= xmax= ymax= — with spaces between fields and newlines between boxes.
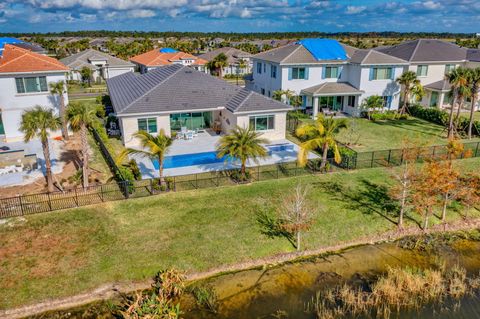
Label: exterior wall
xmin=356 ymin=65 xmax=403 ymax=111
xmin=119 ymin=114 xmax=171 ymax=147
xmin=248 ymin=59 xmax=282 ymax=97
xmin=236 ymin=111 xmax=287 ymax=141
xmin=0 ymin=72 xmax=68 ymax=142
xmin=107 ymin=67 xmax=134 ymax=79
xmin=219 ymin=109 xmax=238 ymax=134
xmin=408 ymin=62 xmax=465 ymax=86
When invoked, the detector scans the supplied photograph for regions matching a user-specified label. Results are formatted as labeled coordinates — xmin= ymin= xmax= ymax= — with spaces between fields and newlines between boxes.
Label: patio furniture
xmin=192 ymin=129 xmax=198 ymax=137
xmin=322 ymin=108 xmax=336 ymax=117
xmin=186 ymin=131 xmax=194 ymax=140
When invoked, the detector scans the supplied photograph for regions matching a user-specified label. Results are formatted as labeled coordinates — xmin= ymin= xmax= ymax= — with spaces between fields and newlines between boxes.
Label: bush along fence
xmin=0 ymin=159 xmax=339 ymax=219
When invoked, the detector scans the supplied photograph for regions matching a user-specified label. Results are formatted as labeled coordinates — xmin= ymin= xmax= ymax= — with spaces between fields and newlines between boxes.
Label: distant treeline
xmin=0 ymin=31 xmax=476 ymax=39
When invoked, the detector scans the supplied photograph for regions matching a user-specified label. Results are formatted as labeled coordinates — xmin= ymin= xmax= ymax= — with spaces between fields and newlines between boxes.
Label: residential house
xmin=247 ymin=38 xmax=407 ymax=117
xmin=1 ymin=37 xmax=47 ymax=56
xmin=60 ymin=49 xmax=134 ymax=82
xmin=376 ymin=39 xmax=472 ymax=109
xmin=0 ymin=44 xmax=69 ymax=142
xmin=106 ymin=64 xmax=291 ymax=148
xmin=198 ymin=47 xmax=252 ymax=75
xmin=130 ymin=48 xmax=208 ymax=74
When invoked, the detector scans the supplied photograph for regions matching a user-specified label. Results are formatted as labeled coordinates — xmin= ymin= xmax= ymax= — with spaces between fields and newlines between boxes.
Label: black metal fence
xmin=0 ymin=159 xmax=338 ymax=219
xmin=348 ymin=141 xmax=480 ymax=169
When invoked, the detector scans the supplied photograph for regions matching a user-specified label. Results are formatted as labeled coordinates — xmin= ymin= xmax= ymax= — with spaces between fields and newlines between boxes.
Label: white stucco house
xmin=246 ymin=39 xmax=407 ymax=117
xmin=198 ymin=47 xmax=253 ymax=75
xmin=60 ymin=49 xmax=134 ymax=83
xmin=106 ymin=64 xmax=291 ymax=148
xmin=0 ymin=44 xmax=69 ymax=142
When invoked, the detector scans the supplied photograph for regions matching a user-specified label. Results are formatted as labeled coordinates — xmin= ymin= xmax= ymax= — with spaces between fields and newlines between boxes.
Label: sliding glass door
xmin=170 ymin=112 xmax=213 ymax=132
xmin=0 ymin=113 xmax=4 ymax=135
xmin=318 ymin=96 xmax=343 ymax=111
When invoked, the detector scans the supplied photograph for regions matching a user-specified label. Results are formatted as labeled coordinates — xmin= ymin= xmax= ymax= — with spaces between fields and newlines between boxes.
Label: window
xmin=268 ymin=91 xmax=271 ymax=97
xmin=417 ymin=65 xmax=428 ymax=77
xmin=382 ymin=96 xmax=393 ymax=109
xmin=430 ymin=91 xmax=439 ymax=107
xmin=319 ymin=96 xmax=343 ymax=111
xmin=15 ymin=76 xmax=48 ymax=94
xmin=249 ymin=115 xmax=275 ymax=131
xmin=324 ymin=66 xmax=340 ymax=78
xmin=261 ymin=88 xmax=265 ymax=95
xmin=292 ymin=67 xmax=306 ymax=79
xmin=257 ymin=62 xmax=262 ymax=74
xmin=347 ymin=96 xmax=356 ymax=107
xmin=263 ymin=63 xmax=266 ymax=73
xmin=271 ymin=65 xmax=277 ymax=78
xmin=137 ymin=118 xmax=157 ymax=133
xmin=371 ymin=67 xmax=393 ymax=80
xmin=445 ymin=64 xmax=455 ymax=74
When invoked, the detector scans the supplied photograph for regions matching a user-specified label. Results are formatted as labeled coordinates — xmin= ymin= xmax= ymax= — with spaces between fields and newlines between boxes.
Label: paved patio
xmin=0 ymin=139 xmax=63 ymax=187
xmin=133 ymin=132 xmax=318 ymax=178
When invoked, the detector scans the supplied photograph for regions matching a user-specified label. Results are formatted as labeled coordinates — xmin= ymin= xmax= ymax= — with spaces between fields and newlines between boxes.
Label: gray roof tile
xmin=60 ymin=49 xmax=134 ymax=69
xmin=350 ymin=49 xmax=407 ymax=65
xmin=377 ymin=39 xmax=467 ymax=62
xmin=107 ymin=64 xmax=291 ymax=115
xmin=301 ymin=82 xmax=363 ymax=95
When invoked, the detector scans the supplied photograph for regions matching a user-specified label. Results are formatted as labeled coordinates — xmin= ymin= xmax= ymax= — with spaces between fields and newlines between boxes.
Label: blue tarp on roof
xmin=297 ymin=38 xmax=348 ymax=61
xmin=159 ymin=48 xmax=178 ymax=53
xmin=0 ymin=37 xmax=24 ymax=55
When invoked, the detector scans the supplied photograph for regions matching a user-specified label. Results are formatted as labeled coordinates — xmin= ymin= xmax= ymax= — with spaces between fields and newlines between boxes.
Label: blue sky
xmin=0 ymin=0 xmax=479 ymax=33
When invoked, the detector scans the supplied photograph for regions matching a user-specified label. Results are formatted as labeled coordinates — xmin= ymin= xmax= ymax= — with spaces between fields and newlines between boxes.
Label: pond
xmin=28 ymin=233 xmax=480 ymax=319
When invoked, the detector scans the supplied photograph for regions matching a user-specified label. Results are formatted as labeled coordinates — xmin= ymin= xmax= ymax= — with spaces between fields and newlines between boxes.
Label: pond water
xmin=28 ymin=235 xmax=480 ymax=319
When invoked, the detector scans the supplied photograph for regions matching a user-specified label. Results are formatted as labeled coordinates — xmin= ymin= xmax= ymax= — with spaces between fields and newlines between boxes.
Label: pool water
xmin=153 ymin=144 xmax=296 ymax=169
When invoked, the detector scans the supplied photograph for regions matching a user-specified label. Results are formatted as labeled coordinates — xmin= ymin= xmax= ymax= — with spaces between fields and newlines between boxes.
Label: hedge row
xmin=409 ymin=105 xmax=480 ymax=137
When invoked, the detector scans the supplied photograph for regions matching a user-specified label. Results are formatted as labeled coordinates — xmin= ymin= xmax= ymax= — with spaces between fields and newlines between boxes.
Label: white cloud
xmin=127 ymin=9 xmax=156 ymax=18
xmin=346 ymin=5 xmax=366 ymax=14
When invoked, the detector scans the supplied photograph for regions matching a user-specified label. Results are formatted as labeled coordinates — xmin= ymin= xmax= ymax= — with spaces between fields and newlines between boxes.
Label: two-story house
xmin=130 ymin=48 xmax=208 ymax=74
xmin=376 ymin=39 xmax=470 ymax=109
xmin=246 ymin=39 xmax=407 ymax=117
xmin=0 ymin=44 xmax=69 ymax=142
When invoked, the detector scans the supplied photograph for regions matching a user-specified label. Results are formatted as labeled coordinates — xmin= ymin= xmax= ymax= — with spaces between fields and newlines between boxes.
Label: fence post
xmin=432 ymin=145 xmax=436 ymax=159
xmin=387 ymin=150 xmax=392 ymax=166
xmin=74 ymin=188 xmax=79 ymax=206
xmin=100 ymin=185 xmax=105 ymax=201
xmin=277 ymin=165 xmax=279 ymax=179
xmin=195 ymin=174 xmax=198 ymax=189
xmin=173 ymin=176 xmax=177 ymax=191
xmin=257 ymin=166 xmax=260 ymax=181
xmin=18 ymin=195 xmax=24 ymax=216
xmin=295 ymin=162 xmax=297 ymax=176
xmin=216 ymin=173 xmax=219 ymax=187
xmin=124 ymin=181 xmax=130 ymax=199
xmin=475 ymin=142 xmax=479 ymax=157
xmin=371 ymin=151 xmax=375 ymax=168
xmin=47 ymin=193 xmax=52 ymax=211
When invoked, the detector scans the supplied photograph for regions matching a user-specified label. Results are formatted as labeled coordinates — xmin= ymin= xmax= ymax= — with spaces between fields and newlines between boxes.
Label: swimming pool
xmin=153 ymin=143 xmax=296 ymax=169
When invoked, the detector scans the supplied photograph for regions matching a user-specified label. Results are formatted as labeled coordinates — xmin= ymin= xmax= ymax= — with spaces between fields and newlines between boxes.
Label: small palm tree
xmin=237 ymin=58 xmax=247 ymax=73
xmin=396 ymin=71 xmax=423 ymax=115
xmin=20 ymin=106 xmax=60 ymax=193
xmin=209 ymin=53 xmax=229 ymax=78
xmin=119 ymin=130 xmax=173 ymax=186
xmin=67 ymin=102 xmax=101 ymax=188
xmin=467 ymin=67 xmax=480 ymax=139
xmin=80 ymin=66 xmax=93 ymax=86
xmin=296 ymin=115 xmax=347 ymax=170
xmin=49 ymin=81 xmax=68 ymax=140
xmin=446 ymin=67 xmax=471 ymax=138
xmin=272 ymin=89 xmax=294 ymax=104
xmin=216 ymin=126 xmax=269 ymax=180
xmin=361 ymin=95 xmax=384 ymax=120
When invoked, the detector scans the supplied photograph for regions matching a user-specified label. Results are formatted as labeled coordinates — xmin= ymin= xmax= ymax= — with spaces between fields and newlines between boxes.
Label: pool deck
xmin=133 ymin=134 xmax=318 ymax=178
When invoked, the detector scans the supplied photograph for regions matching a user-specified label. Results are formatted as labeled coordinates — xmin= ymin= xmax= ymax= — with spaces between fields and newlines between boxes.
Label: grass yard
xmin=1 ymin=157 xmax=479 ymax=309
xmin=460 ymin=111 xmax=480 ymax=122
xmin=331 ymin=117 xmax=480 ymax=152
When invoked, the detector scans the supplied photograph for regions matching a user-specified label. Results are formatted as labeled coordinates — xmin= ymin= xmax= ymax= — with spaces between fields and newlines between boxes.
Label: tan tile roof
xmin=301 ymin=82 xmax=363 ymax=96
xmin=130 ymin=49 xmax=207 ymax=67
xmin=0 ymin=44 xmax=69 ymax=73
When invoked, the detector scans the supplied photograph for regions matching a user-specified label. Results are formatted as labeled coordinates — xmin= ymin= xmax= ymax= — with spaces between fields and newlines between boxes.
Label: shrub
xmin=128 ymin=159 xmax=142 ymax=180
xmin=328 ymin=146 xmax=357 ymax=169
xmin=190 ymin=285 xmax=218 ymax=313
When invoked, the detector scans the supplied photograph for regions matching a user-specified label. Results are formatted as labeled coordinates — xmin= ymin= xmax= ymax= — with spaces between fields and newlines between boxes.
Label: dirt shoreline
xmin=2 ymin=218 xmax=480 ymax=319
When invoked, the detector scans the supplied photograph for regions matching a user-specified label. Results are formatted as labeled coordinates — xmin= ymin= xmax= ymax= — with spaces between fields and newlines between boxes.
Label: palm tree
xmin=272 ymin=89 xmax=294 ymax=104
xmin=361 ymin=95 xmax=384 ymax=120
xmin=67 ymin=102 xmax=101 ymax=188
xmin=119 ymin=130 xmax=173 ymax=186
xmin=296 ymin=115 xmax=347 ymax=170
xmin=49 ymin=81 xmax=68 ymax=140
xmin=446 ymin=67 xmax=471 ymax=138
xmin=396 ymin=71 xmax=423 ymax=115
xmin=209 ymin=53 xmax=229 ymax=78
xmin=19 ymin=106 xmax=60 ymax=193
xmin=236 ymin=58 xmax=247 ymax=85
xmin=216 ymin=126 xmax=269 ymax=180
xmin=467 ymin=67 xmax=480 ymax=139
xmin=80 ymin=66 xmax=93 ymax=86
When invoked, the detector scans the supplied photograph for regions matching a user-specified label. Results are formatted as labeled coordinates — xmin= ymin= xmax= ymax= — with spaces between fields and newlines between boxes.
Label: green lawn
xmin=1 ymin=158 xmax=479 ymax=309
xmin=460 ymin=111 xmax=480 ymax=122
xmin=331 ymin=117 xmax=480 ymax=152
